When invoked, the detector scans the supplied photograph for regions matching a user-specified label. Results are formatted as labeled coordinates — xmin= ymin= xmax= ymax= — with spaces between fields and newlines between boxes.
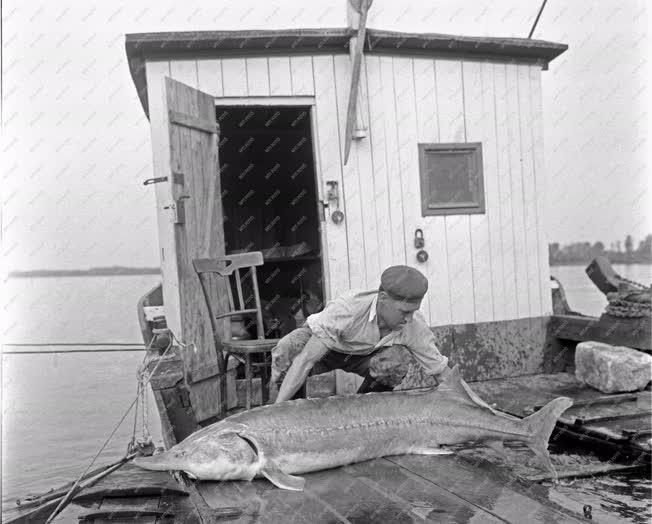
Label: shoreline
xmin=8 ymin=268 xmax=161 ymax=278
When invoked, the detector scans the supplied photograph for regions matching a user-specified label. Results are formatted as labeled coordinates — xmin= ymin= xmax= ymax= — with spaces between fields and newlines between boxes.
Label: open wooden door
xmin=162 ymin=77 xmax=231 ymax=423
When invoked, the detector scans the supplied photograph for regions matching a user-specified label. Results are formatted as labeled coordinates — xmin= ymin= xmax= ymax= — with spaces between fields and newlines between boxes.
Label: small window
xmin=418 ymin=142 xmax=485 ymax=216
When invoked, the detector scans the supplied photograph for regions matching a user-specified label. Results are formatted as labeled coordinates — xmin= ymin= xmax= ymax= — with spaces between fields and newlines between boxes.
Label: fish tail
xmin=521 ymin=397 xmax=573 ymax=480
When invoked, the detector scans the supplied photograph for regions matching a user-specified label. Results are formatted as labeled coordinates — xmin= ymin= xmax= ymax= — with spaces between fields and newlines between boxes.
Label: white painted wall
xmin=145 ymin=52 xmax=552 ymax=335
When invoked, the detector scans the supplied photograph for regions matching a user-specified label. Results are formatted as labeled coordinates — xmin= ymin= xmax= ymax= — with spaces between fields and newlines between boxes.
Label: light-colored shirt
xmin=306 ymin=289 xmax=449 ymax=376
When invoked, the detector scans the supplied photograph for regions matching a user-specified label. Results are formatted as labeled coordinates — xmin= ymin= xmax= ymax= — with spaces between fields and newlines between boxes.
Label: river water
xmin=2 ymin=265 xmax=651 ymax=520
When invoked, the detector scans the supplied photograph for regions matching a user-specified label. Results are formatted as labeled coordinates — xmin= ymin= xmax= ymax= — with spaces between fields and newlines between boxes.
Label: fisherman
xmin=271 ymin=265 xmax=452 ymax=403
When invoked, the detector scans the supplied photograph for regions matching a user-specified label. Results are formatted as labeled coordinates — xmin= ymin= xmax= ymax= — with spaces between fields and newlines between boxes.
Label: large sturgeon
xmin=134 ymin=366 xmax=572 ymax=490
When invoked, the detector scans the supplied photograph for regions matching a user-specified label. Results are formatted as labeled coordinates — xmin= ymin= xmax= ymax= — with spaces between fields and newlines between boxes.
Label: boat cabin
xmin=126 ymin=16 xmax=569 ymax=442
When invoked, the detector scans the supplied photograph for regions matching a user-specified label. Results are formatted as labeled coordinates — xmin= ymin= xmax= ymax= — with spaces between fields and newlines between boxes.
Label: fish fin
xmin=260 ymin=460 xmax=305 ymax=491
xmin=439 ymin=366 xmax=518 ymax=420
xmin=522 ymin=397 xmax=573 ymax=480
xmin=485 ymin=440 xmax=509 ymax=462
xmin=412 ymin=446 xmax=454 ymax=456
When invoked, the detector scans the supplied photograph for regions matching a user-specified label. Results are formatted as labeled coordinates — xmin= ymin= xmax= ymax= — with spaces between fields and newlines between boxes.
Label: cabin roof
xmin=125 ymin=27 xmax=567 ymax=117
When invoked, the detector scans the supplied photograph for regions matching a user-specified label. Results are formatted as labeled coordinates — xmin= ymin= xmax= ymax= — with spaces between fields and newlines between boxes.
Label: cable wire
xmin=528 ymin=0 xmax=548 ymax=39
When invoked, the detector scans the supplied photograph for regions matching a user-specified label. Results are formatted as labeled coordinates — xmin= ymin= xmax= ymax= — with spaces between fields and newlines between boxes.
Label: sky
xmin=1 ymin=0 xmax=650 ymax=271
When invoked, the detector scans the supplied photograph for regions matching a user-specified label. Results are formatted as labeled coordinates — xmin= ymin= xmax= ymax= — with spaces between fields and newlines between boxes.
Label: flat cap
xmin=379 ymin=265 xmax=428 ymax=304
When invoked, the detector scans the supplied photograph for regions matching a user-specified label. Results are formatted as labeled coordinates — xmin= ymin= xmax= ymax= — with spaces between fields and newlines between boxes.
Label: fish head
xmin=179 ymin=431 xmax=261 ymax=480
xmin=134 ymin=430 xmax=260 ymax=481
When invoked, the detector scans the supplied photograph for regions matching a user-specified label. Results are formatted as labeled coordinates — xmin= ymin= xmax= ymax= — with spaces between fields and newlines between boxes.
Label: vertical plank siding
xmin=493 ymin=64 xmax=519 ymax=321
xmin=435 ymin=59 xmax=476 ymax=325
xmin=462 ymin=61 xmax=494 ymax=323
xmin=393 ymin=58 xmax=432 ymax=324
xmin=528 ymin=66 xmax=553 ymax=315
xmin=311 ymin=55 xmax=350 ymax=299
xmin=147 ymin=54 xmax=549 ymax=331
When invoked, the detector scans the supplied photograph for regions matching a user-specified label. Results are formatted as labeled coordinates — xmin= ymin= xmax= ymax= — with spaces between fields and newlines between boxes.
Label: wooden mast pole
xmin=343 ymin=0 xmax=371 ymax=165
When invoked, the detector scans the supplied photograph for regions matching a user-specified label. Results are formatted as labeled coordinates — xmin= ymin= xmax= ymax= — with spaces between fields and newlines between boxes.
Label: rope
xmin=3 ymin=348 xmax=145 ymax=355
xmin=605 ymin=286 xmax=652 ymax=318
xmin=4 ymin=342 xmax=145 ymax=346
xmin=45 ymin=333 xmax=177 ymax=523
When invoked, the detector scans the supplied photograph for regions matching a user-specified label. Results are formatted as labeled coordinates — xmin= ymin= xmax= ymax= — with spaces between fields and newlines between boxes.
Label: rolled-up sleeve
xmin=305 ymin=297 xmax=352 ymax=350
xmin=404 ymin=312 xmax=449 ymax=375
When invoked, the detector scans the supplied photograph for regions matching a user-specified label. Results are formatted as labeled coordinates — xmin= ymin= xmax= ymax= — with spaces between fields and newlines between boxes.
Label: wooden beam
xmin=168 ymin=109 xmax=220 ymax=134
xmin=343 ymin=0 xmax=371 ymax=164
xmin=549 ymin=314 xmax=651 ymax=351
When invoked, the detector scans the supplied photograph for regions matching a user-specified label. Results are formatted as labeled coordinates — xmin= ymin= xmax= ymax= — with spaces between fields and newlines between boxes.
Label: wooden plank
xmin=221 ymin=58 xmax=248 ymax=96
xmin=145 ymin=60 xmax=182 ymax=336
xmin=268 ymin=56 xmax=293 ymax=96
xmin=379 ymin=56 xmax=407 ymax=268
xmin=362 ymin=56 xmax=394 ymax=277
xmin=73 ymin=463 xmax=187 ymax=502
xmin=413 ymin=57 xmax=442 ymax=326
xmin=290 ymin=56 xmax=315 ymax=96
xmin=333 ymin=54 xmax=366 ymax=291
xmin=505 ymin=63 xmax=530 ymax=320
xmin=343 ymin=459 xmax=505 ymax=523
xmin=235 ymin=378 xmax=262 ymax=407
xmin=97 ymin=496 xmax=161 ymax=513
xmin=528 ymin=65 xmax=553 ymax=314
xmin=306 ymin=370 xmax=336 ymax=398
xmin=333 ymin=53 xmax=366 ymax=394
xmin=245 ymin=57 xmax=270 ymax=96
xmin=169 ymin=110 xmax=219 ymax=134
xmin=493 ymin=63 xmax=518 ymax=320
xmin=393 ymin=57 xmax=431 ymax=324
xmin=389 ymin=455 xmax=582 ymax=523
xmin=435 ymin=59 xmax=475 ymax=325
xmin=312 ymin=55 xmax=349 ymax=299
xmin=197 ymin=458 xmax=502 ymax=523
xmin=355 ymin=57 xmax=381 ymax=290
xmin=196 ymin=58 xmax=223 ymax=96
xmin=517 ymin=64 xmax=542 ymax=318
xmin=524 ymin=463 xmax=647 ymax=482
xmin=480 ymin=61 xmax=507 ymax=322
xmin=549 ymin=314 xmax=652 ymax=350
xmin=462 ymin=60 xmax=494 ymax=324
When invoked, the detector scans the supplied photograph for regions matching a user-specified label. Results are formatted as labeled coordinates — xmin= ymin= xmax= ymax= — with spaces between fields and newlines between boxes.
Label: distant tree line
xmin=549 ymin=234 xmax=652 ymax=266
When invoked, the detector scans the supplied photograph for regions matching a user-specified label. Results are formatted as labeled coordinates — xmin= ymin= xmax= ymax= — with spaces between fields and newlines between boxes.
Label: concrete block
xmin=575 ymin=341 xmax=652 ymax=393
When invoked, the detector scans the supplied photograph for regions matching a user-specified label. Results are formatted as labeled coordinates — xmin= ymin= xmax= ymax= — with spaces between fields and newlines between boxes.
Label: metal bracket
xmin=143 ymin=176 xmax=168 ymax=186
xmin=164 ymin=195 xmax=190 ymax=224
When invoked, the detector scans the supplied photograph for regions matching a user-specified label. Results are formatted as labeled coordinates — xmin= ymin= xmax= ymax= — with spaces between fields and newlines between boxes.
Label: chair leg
xmin=245 ymin=355 xmax=252 ymax=410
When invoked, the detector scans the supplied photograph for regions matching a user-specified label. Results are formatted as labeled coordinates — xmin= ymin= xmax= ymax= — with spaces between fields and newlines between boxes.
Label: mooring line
xmin=3 ymin=348 xmax=145 ymax=354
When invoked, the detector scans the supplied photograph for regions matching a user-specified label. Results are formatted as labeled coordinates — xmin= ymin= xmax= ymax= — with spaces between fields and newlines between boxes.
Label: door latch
xmin=325 ymin=181 xmax=344 ymax=224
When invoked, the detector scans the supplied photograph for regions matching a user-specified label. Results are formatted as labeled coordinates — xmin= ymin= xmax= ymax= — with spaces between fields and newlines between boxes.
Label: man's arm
xmin=275 ymin=336 xmax=329 ymax=403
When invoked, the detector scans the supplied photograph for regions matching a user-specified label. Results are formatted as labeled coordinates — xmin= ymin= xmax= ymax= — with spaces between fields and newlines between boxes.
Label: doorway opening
xmin=216 ymin=105 xmax=324 ymax=338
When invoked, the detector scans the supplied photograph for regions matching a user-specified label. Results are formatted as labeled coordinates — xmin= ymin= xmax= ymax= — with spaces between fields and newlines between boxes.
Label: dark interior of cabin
xmin=217 ymin=105 xmax=324 ymax=338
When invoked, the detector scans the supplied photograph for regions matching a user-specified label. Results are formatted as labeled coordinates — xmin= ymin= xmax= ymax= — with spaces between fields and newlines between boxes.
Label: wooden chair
xmin=193 ymin=252 xmax=279 ymax=410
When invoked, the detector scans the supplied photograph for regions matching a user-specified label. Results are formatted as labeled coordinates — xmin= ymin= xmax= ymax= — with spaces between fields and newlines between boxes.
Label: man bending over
xmin=271 ymin=265 xmax=452 ymax=403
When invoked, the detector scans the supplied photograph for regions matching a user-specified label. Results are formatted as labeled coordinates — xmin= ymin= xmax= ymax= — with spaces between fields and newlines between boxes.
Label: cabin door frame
xmin=211 ymin=95 xmax=331 ymax=305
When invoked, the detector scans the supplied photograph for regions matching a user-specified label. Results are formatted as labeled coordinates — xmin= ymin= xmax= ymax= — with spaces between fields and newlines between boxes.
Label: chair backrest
xmin=193 ymin=252 xmax=266 ymax=345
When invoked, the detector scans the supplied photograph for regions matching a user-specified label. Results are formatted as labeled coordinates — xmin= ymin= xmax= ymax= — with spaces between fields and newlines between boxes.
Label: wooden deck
xmin=194 ymin=454 xmax=583 ymax=523
xmin=469 ymin=372 xmax=652 ymax=459
xmin=41 ymin=454 xmax=585 ymax=523
xmin=21 ymin=372 xmax=650 ymax=523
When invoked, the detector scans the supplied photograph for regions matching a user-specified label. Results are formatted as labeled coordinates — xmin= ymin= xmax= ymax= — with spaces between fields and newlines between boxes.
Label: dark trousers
xmin=270 ymin=326 xmax=411 ymax=395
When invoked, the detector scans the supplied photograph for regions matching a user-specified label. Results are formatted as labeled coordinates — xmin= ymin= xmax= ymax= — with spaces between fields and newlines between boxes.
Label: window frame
xmin=417 ymin=142 xmax=486 ymax=216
